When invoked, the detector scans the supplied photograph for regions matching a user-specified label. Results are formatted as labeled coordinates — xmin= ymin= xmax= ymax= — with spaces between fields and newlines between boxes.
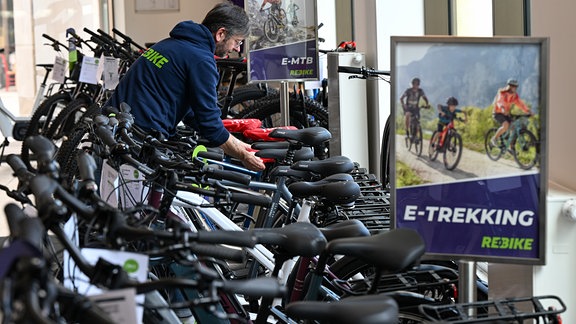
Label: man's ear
xmin=215 ymin=27 xmax=226 ymax=42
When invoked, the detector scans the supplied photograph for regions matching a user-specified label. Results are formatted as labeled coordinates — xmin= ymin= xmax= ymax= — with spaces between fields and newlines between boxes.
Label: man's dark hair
xmin=202 ymin=1 xmax=250 ymax=37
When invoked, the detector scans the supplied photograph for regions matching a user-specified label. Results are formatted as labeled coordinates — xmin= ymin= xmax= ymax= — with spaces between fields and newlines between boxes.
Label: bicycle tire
xmin=56 ymin=122 xmax=93 ymax=189
xmin=484 ymin=128 xmax=504 ymax=161
xmin=20 ymin=91 xmax=72 ymax=171
xmin=443 ymin=132 xmax=462 ymax=171
xmin=380 ymin=115 xmax=391 ymax=187
xmin=512 ymin=129 xmax=538 ymax=170
xmin=413 ymin=124 xmax=423 ymax=157
xmin=223 ymin=84 xmax=276 ymax=117
xmin=45 ymin=95 xmax=96 ymax=140
xmin=263 ymin=18 xmax=280 ymax=42
xmin=236 ymin=92 xmax=328 ymax=128
xmin=428 ymin=131 xmax=440 ymax=162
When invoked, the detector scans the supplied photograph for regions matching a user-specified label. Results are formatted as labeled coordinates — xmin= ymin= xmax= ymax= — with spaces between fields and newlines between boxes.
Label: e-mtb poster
xmin=246 ymin=0 xmax=318 ymax=82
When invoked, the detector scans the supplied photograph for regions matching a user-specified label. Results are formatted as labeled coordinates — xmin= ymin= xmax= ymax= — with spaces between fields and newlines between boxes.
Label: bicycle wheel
xmin=380 ymin=115 xmax=391 ymax=187
xmin=236 ymin=92 xmax=329 ymax=129
xmin=56 ymin=122 xmax=94 ymax=189
xmin=45 ymin=95 xmax=97 ymax=140
xmin=20 ymin=91 xmax=72 ymax=171
xmin=484 ymin=128 xmax=504 ymax=161
xmin=413 ymin=125 xmax=423 ymax=157
xmin=443 ymin=132 xmax=462 ymax=171
xmin=428 ymin=131 xmax=439 ymax=162
xmin=263 ymin=19 xmax=280 ymax=42
xmin=512 ymin=129 xmax=538 ymax=170
xmin=223 ymin=84 xmax=275 ymax=117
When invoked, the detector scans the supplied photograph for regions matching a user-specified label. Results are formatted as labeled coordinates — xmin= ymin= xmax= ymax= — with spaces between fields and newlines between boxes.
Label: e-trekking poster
xmin=246 ymin=0 xmax=319 ymax=82
xmin=390 ymin=36 xmax=549 ymax=265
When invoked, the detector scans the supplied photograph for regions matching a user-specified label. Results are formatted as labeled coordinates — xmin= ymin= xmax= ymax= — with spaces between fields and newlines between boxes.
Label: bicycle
xmin=262 ymin=7 xmax=288 ymax=43
xmin=484 ymin=113 xmax=539 ymax=170
xmin=404 ymin=105 xmax=430 ymax=157
xmin=428 ymin=118 xmax=465 ymax=171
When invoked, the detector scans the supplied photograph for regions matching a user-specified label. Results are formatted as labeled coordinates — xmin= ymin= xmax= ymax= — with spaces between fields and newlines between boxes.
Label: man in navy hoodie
xmin=106 ymin=2 xmax=265 ymax=171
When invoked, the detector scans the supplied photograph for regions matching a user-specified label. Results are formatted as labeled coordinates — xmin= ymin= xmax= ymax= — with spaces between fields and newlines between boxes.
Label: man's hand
xmin=220 ymin=135 xmax=266 ymax=172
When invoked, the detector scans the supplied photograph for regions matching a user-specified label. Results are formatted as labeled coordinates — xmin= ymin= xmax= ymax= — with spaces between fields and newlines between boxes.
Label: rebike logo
xmin=142 ymin=48 xmax=169 ymax=68
xmin=402 ymin=205 xmax=535 ymax=227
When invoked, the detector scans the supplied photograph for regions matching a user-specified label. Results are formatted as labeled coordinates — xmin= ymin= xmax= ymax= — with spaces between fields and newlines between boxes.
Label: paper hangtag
xmin=52 ymin=56 xmax=67 ymax=83
xmin=78 ymin=56 xmax=102 ymax=84
xmin=88 ymin=288 xmax=139 ymax=324
xmin=118 ymin=163 xmax=149 ymax=209
xmin=102 ymin=56 xmax=120 ymax=90
xmin=63 ymin=248 xmax=149 ymax=324
xmin=100 ymin=160 xmax=119 ymax=207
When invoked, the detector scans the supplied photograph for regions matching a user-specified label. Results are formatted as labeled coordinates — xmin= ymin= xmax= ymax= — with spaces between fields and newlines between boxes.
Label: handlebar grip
xmin=196 ymin=150 xmax=224 ymax=161
xmin=189 ymin=242 xmax=246 ymax=263
xmin=17 ymin=217 xmax=46 ymax=251
xmin=42 ymin=33 xmax=59 ymax=43
xmin=195 ymin=229 xmax=256 ymax=248
xmin=204 ymin=165 xmax=251 ymax=185
xmin=25 ymin=136 xmax=56 ymax=163
xmin=5 ymin=203 xmax=26 ymax=237
xmin=229 ymin=191 xmax=272 ymax=207
xmin=338 ymin=66 xmax=362 ymax=74
xmin=112 ymin=27 xmax=146 ymax=50
xmin=6 ymin=154 xmax=29 ymax=177
xmin=77 ymin=151 xmax=98 ymax=181
xmin=222 ymin=277 xmax=286 ymax=298
xmin=95 ymin=125 xmax=118 ymax=147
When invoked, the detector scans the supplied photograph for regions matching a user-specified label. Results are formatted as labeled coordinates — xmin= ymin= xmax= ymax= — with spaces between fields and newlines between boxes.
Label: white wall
xmin=530 ymin=0 xmax=576 ymax=190
xmin=113 ymin=0 xmax=221 ymax=47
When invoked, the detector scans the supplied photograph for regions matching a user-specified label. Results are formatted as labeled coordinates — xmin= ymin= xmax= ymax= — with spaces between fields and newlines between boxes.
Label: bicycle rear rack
xmin=419 ymin=295 xmax=566 ymax=323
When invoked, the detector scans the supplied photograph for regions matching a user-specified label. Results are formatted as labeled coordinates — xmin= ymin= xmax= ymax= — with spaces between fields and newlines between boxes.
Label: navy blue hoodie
xmin=106 ymin=21 xmax=229 ymax=145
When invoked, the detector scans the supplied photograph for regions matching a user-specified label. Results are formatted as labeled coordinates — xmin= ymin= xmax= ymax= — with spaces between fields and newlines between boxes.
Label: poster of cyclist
xmin=390 ymin=36 xmax=549 ymax=265
xmin=245 ymin=0 xmax=319 ymax=81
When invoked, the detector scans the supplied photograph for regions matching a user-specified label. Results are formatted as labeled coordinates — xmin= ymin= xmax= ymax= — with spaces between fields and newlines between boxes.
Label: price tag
xmin=78 ymin=56 xmax=102 ymax=84
xmin=103 ymin=56 xmax=120 ymax=90
xmin=52 ymin=56 xmax=67 ymax=83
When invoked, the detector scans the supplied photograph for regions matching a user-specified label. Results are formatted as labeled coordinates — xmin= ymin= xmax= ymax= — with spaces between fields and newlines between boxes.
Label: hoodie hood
xmin=169 ymin=20 xmax=215 ymax=53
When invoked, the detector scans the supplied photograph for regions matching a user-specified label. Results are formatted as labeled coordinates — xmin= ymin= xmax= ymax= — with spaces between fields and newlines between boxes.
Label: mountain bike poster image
xmin=390 ymin=36 xmax=549 ymax=265
xmin=246 ymin=0 xmax=319 ymax=82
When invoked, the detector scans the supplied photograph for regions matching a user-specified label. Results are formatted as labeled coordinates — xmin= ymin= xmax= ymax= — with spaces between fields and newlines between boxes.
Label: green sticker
xmin=123 ymin=259 xmax=139 ymax=273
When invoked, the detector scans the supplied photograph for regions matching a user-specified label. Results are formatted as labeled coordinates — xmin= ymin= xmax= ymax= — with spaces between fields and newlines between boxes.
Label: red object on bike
xmin=243 ymin=126 xmax=298 ymax=142
xmin=337 ymin=41 xmax=356 ymax=52
xmin=222 ymin=118 xmax=262 ymax=133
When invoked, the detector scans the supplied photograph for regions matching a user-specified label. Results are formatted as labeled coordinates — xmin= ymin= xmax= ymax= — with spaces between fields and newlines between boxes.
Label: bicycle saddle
xmin=268 ymin=127 xmax=332 ymax=146
xmin=285 ymin=294 xmax=398 ymax=324
xmin=288 ymin=173 xmax=360 ymax=205
xmin=319 ymin=219 xmax=370 ymax=242
xmin=251 ymin=141 xmax=290 ymax=150
xmin=251 ymin=222 xmax=326 ymax=257
xmin=327 ymin=228 xmax=426 ymax=272
xmin=255 ymin=147 xmax=314 ymax=161
xmin=291 ymin=155 xmax=355 ymax=177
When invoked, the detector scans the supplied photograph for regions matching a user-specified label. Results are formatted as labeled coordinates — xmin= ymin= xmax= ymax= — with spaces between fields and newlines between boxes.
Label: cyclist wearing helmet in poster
xmin=431 ymin=96 xmax=467 ymax=146
xmin=400 ymin=77 xmax=430 ymax=138
xmin=490 ymin=78 xmax=533 ymax=147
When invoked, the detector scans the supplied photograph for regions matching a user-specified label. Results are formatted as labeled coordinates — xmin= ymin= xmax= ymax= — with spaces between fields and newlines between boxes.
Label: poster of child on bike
xmin=391 ymin=36 xmax=549 ymax=265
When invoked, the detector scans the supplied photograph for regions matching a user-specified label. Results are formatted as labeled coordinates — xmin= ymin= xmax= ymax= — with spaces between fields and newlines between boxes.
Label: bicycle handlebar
xmin=112 ymin=27 xmax=146 ymax=51
xmin=42 ymin=33 xmax=69 ymax=51
xmin=337 ymin=66 xmax=390 ymax=78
